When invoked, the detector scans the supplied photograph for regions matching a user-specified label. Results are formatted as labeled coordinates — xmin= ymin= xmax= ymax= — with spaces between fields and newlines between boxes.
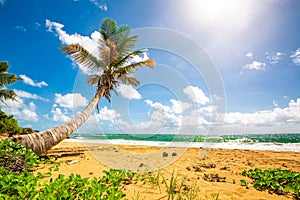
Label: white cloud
xmin=45 ymin=19 xmax=101 ymax=55
xmin=224 ymin=98 xmax=300 ymax=126
xmin=117 ymin=84 xmax=142 ymax=100
xmin=183 ymin=86 xmax=210 ymax=105
xmin=15 ymin=90 xmax=49 ymax=102
xmin=0 ymin=98 xmax=39 ymax=122
xmin=145 ymin=99 xmax=181 ymax=128
xmin=45 ymin=19 xmax=102 ymax=74
xmin=132 ymin=52 xmax=150 ymax=63
xmin=291 ymin=48 xmax=300 ymax=66
xmin=246 ymin=52 xmax=253 ymax=59
xmin=54 ymin=93 xmax=88 ymax=109
xmin=272 ymin=100 xmax=280 ymax=107
xmin=96 ymin=106 xmax=121 ymax=122
xmin=266 ymin=51 xmax=283 ymax=64
xmin=89 ymin=0 xmax=108 ymax=10
xmin=20 ymin=74 xmax=48 ymax=88
xmin=51 ymin=107 xmax=71 ymax=122
xmin=170 ymin=99 xmax=191 ymax=114
xmin=0 ymin=0 xmax=5 ymax=5
xmin=272 ymin=100 xmax=279 ymax=107
xmin=243 ymin=61 xmax=266 ymax=71
xmin=22 ymin=102 xmax=39 ymax=121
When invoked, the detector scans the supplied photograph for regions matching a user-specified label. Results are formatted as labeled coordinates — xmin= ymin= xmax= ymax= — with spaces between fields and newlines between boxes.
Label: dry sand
xmin=37 ymin=140 xmax=300 ymax=200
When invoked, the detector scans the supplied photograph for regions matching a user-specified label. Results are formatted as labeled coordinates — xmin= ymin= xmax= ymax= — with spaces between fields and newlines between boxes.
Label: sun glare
xmin=199 ymin=0 xmax=242 ymax=22
xmin=184 ymin=0 xmax=253 ymax=30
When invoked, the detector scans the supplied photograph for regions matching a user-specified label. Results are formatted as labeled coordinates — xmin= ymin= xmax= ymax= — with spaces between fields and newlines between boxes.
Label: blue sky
xmin=1 ymin=0 xmax=300 ymax=135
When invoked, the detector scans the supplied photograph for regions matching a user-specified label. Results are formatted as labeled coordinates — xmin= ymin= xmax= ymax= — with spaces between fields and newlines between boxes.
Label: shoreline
xmin=65 ymin=138 xmax=300 ymax=152
xmin=38 ymin=140 xmax=300 ymax=199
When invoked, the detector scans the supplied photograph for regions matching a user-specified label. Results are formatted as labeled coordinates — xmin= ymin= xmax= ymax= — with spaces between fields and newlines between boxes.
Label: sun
xmin=198 ymin=0 xmax=242 ymax=22
xmin=183 ymin=0 xmax=253 ymax=29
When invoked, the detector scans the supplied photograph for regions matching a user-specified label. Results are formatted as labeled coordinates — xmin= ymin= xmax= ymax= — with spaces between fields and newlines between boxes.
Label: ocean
xmin=68 ymin=133 xmax=300 ymax=152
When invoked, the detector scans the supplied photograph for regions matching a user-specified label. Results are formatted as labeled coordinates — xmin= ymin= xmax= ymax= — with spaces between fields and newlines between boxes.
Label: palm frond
xmin=0 ymin=89 xmax=18 ymax=103
xmin=0 ymin=61 xmax=9 ymax=73
xmin=126 ymin=59 xmax=156 ymax=70
xmin=115 ymin=35 xmax=140 ymax=58
xmin=118 ymin=75 xmax=140 ymax=86
xmin=106 ymin=40 xmax=119 ymax=67
xmin=114 ymin=59 xmax=156 ymax=77
xmin=100 ymin=18 xmax=117 ymax=40
xmin=0 ymin=74 xmax=22 ymax=88
xmin=110 ymin=25 xmax=130 ymax=46
xmin=116 ymin=25 xmax=131 ymax=36
xmin=111 ymin=49 xmax=147 ymax=69
xmin=87 ymin=75 xmax=101 ymax=86
xmin=60 ymin=44 xmax=104 ymax=73
xmin=99 ymin=44 xmax=111 ymax=70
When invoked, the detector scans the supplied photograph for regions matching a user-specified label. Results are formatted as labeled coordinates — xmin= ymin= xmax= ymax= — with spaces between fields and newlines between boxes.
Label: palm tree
xmin=11 ymin=18 xmax=155 ymax=155
xmin=0 ymin=61 xmax=22 ymax=103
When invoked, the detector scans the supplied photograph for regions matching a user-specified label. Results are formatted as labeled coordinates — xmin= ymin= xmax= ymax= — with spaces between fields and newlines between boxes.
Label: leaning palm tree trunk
xmin=10 ymin=90 xmax=104 ymax=155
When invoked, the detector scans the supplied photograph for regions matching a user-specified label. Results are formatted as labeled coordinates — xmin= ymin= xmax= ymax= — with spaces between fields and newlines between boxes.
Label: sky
xmin=0 ymin=0 xmax=300 ymax=135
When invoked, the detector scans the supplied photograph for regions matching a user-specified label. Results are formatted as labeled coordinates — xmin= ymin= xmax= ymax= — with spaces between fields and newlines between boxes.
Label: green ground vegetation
xmin=0 ymin=139 xmax=136 ymax=199
xmin=241 ymin=168 xmax=300 ymax=199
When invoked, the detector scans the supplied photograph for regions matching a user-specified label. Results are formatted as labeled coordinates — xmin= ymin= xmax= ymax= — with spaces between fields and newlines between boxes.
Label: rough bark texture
xmin=10 ymin=91 xmax=103 ymax=155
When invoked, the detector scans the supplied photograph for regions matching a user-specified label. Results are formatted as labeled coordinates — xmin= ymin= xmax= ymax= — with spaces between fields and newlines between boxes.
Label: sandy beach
xmin=36 ymin=140 xmax=300 ymax=200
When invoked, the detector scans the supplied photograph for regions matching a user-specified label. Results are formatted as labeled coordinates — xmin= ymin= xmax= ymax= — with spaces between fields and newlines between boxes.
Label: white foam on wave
xmin=65 ymin=138 xmax=300 ymax=152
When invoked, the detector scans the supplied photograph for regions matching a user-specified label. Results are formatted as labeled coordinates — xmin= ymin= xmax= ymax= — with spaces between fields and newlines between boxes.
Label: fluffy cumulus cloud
xmin=170 ymin=99 xmax=191 ymax=114
xmin=183 ymin=86 xmax=210 ymax=105
xmin=96 ymin=106 xmax=121 ymax=122
xmin=46 ymin=20 xmax=101 ymax=55
xmin=45 ymin=19 xmax=103 ymax=74
xmin=51 ymin=105 xmax=71 ymax=122
xmin=117 ymin=84 xmax=142 ymax=100
xmin=224 ymin=98 xmax=300 ymax=126
xmin=243 ymin=61 xmax=266 ymax=71
xmin=54 ymin=93 xmax=88 ymax=109
xmin=291 ymin=48 xmax=300 ymax=66
xmin=145 ymin=99 xmax=181 ymax=128
xmin=19 ymin=74 xmax=48 ymax=88
xmin=0 ymin=89 xmax=51 ymax=123
xmin=0 ymin=98 xmax=39 ymax=122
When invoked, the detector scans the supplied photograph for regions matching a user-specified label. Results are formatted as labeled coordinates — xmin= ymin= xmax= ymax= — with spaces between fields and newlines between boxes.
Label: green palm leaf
xmin=60 ymin=44 xmax=105 ymax=73
xmin=100 ymin=18 xmax=117 ymax=40
xmin=0 ymin=89 xmax=18 ymax=103
xmin=115 ymin=35 xmax=140 ymax=58
xmin=0 ymin=61 xmax=21 ymax=103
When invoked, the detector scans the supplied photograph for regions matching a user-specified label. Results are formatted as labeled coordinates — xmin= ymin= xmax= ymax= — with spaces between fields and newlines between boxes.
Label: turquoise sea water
xmin=71 ymin=133 xmax=300 ymax=143
xmin=69 ymin=133 xmax=300 ymax=152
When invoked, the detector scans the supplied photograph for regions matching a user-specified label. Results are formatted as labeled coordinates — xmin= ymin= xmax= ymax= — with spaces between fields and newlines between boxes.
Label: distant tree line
xmin=0 ymin=60 xmax=35 ymax=136
xmin=0 ymin=109 xmax=35 ymax=136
